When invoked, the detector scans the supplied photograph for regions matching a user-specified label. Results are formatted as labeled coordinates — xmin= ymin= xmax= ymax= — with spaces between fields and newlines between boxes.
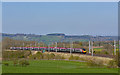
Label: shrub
xmin=19 ymin=55 xmax=25 ymax=58
xmin=94 ymin=51 xmax=101 ymax=54
xmin=69 ymin=55 xmax=74 ymax=60
xmin=107 ymin=60 xmax=117 ymax=68
xmin=74 ymin=56 xmax=79 ymax=60
xmin=24 ymin=51 xmax=31 ymax=58
xmin=29 ymin=52 xmax=43 ymax=60
xmin=104 ymin=51 xmax=109 ymax=55
xmin=36 ymin=51 xmax=42 ymax=55
xmin=2 ymin=51 xmax=28 ymax=61
xmin=36 ymin=52 xmax=43 ymax=59
xmin=61 ymin=56 xmax=65 ymax=59
xmin=55 ymin=55 xmax=61 ymax=59
xmin=29 ymin=54 xmax=35 ymax=60
xmin=107 ymin=55 xmax=118 ymax=68
xmin=87 ymin=58 xmax=104 ymax=68
xmin=3 ymin=62 xmax=9 ymax=66
xmin=13 ymin=60 xmax=18 ymax=66
xmin=101 ymin=49 xmax=111 ymax=55
xmin=79 ymin=57 xmax=89 ymax=61
xmin=19 ymin=59 xmax=30 ymax=67
xmin=49 ymin=53 xmax=55 ymax=59
xmin=69 ymin=55 xmax=79 ymax=60
xmin=43 ymin=54 xmax=49 ymax=60
xmin=55 ymin=55 xmax=65 ymax=60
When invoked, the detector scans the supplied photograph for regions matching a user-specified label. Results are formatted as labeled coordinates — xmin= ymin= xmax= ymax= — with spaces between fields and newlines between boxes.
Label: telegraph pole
xmin=114 ymin=40 xmax=116 ymax=55
xmin=89 ymin=41 xmax=91 ymax=53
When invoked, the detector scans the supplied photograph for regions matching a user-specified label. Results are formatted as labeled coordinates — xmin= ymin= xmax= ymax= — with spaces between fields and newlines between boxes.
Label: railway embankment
xmin=44 ymin=52 xmax=113 ymax=65
xmin=4 ymin=50 xmax=114 ymax=66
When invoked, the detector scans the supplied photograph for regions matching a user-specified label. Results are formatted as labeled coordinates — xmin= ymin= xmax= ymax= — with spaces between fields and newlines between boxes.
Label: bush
xmin=107 ymin=60 xmax=117 ymax=68
xmin=19 ymin=59 xmax=30 ymax=67
xmin=55 ymin=55 xmax=65 ymax=59
xmin=36 ymin=51 xmax=42 ymax=55
xmin=3 ymin=62 xmax=9 ymax=66
xmin=69 ymin=55 xmax=74 ymax=60
xmin=2 ymin=51 xmax=29 ymax=61
xmin=55 ymin=55 xmax=61 ymax=59
xmin=43 ymin=54 xmax=49 ymax=60
xmin=74 ymin=56 xmax=79 ymax=60
xmin=13 ymin=60 xmax=18 ymax=66
xmin=24 ymin=51 xmax=31 ymax=58
xmin=49 ymin=53 xmax=55 ymax=59
xmin=61 ymin=56 xmax=65 ymax=59
xmin=101 ymin=49 xmax=111 ymax=55
xmin=29 ymin=52 xmax=43 ymax=60
xmin=94 ymin=51 xmax=101 ymax=54
xmin=107 ymin=55 xmax=118 ymax=68
xmin=79 ymin=57 xmax=86 ymax=61
xmin=87 ymin=58 xmax=104 ymax=68
xmin=36 ymin=52 xmax=43 ymax=59
xmin=69 ymin=55 xmax=79 ymax=60
xmin=104 ymin=51 xmax=109 ymax=55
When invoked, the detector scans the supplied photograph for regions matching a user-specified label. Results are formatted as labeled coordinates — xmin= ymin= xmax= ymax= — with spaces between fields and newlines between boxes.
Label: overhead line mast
xmin=23 ymin=43 xmax=24 ymax=50
xmin=91 ymin=41 xmax=93 ymax=56
xmin=114 ymin=40 xmax=116 ymax=55
xmin=89 ymin=41 xmax=91 ymax=54
xmin=56 ymin=42 xmax=57 ymax=52
xmin=70 ymin=41 xmax=73 ymax=55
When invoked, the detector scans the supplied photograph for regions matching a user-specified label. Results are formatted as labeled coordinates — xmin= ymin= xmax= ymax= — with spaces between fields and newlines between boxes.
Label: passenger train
xmin=10 ymin=47 xmax=86 ymax=54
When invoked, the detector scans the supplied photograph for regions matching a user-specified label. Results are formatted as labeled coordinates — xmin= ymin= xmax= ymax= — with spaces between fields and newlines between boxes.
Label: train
xmin=10 ymin=47 xmax=87 ymax=54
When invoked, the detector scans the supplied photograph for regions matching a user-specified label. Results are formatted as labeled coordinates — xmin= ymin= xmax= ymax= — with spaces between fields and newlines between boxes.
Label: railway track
xmin=85 ymin=53 xmax=115 ymax=58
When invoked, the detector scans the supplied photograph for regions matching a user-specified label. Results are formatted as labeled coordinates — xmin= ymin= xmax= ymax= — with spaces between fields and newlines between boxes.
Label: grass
xmin=0 ymin=64 xmax=2 ymax=74
xmin=2 ymin=60 xmax=118 ymax=73
xmin=94 ymin=48 xmax=102 ymax=51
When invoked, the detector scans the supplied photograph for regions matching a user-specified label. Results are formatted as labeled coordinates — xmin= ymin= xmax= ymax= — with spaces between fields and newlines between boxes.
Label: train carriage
xmin=34 ymin=47 xmax=40 ymax=51
xmin=39 ymin=47 xmax=47 ymax=51
xmin=10 ymin=47 xmax=16 ymax=50
xmin=10 ymin=46 xmax=86 ymax=54
xmin=59 ymin=47 xmax=67 ymax=52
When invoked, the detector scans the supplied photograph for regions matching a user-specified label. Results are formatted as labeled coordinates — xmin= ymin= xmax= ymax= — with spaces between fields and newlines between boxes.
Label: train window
xmin=82 ymin=49 xmax=85 ymax=51
xmin=76 ymin=49 xmax=79 ymax=51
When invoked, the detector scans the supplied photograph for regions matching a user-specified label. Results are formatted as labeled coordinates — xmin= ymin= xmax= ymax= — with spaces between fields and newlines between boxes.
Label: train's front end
xmin=82 ymin=48 xmax=86 ymax=54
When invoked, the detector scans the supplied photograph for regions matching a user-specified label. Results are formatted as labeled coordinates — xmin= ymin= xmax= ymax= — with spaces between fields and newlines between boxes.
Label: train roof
xmin=10 ymin=47 xmax=85 ymax=49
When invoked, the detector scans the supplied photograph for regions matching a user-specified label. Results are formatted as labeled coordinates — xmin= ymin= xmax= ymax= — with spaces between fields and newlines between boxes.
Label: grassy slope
xmin=0 ymin=64 xmax=1 ymax=74
xmin=2 ymin=60 xmax=118 ymax=73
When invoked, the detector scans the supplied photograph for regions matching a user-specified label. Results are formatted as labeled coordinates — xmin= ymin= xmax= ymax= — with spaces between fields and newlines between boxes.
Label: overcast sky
xmin=2 ymin=2 xmax=118 ymax=36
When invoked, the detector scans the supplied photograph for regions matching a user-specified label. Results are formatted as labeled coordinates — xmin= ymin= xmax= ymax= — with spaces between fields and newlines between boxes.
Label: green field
xmin=94 ymin=48 xmax=102 ymax=51
xmin=0 ymin=64 xmax=2 ymax=74
xmin=2 ymin=60 xmax=118 ymax=73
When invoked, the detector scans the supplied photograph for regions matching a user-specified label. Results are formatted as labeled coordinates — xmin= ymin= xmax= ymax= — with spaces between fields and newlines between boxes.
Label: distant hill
xmin=2 ymin=33 xmax=118 ymax=44
xmin=47 ymin=33 xmax=65 ymax=36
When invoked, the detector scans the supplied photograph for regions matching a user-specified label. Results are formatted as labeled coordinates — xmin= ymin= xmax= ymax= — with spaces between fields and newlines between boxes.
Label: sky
xmin=2 ymin=2 xmax=118 ymax=36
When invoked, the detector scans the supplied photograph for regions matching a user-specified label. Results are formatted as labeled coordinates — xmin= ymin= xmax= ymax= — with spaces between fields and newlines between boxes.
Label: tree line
xmin=2 ymin=37 xmax=119 ymax=55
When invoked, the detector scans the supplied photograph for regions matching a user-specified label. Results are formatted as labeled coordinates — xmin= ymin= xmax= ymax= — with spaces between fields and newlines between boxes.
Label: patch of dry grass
xmin=45 ymin=52 xmax=113 ymax=65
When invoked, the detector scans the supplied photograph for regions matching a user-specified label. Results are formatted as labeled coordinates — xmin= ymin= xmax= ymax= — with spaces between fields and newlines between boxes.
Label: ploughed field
xmin=2 ymin=60 xmax=118 ymax=73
